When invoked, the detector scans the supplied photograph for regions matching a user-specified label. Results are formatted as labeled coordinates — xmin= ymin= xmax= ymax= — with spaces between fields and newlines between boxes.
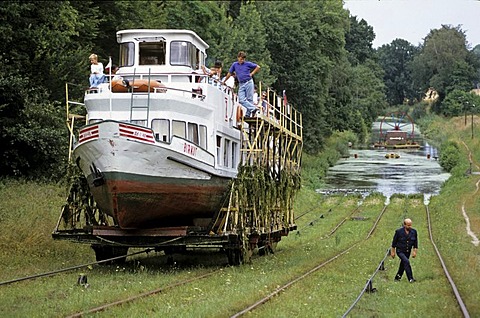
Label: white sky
xmin=343 ymin=0 xmax=480 ymax=48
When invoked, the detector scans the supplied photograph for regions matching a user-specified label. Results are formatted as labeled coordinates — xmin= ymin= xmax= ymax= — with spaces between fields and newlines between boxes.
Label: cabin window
xmin=139 ymin=41 xmax=166 ymax=65
xmin=119 ymin=42 xmax=135 ymax=67
xmin=171 ymin=41 xmax=197 ymax=67
xmin=199 ymin=125 xmax=207 ymax=149
xmin=187 ymin=122 xmax=199 ymax=145
xmin=231 ymin=141 xmax=238 ymax=168
xmin=172 ymin=120 xmax=186 ymax=138
xmin=216 ymin=135 xmax=222 ymax=165
xmin=152 ymin=119 xmax=170 ymax=142
xmin=223 ymin=139 xmax=231 ymax=167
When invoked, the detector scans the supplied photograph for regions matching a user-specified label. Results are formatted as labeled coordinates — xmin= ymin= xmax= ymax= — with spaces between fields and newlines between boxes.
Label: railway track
xmin=0 ymin=248 xmax=153 ymax=287
xmin=425 ymin=204 xmax=470 ymax=318
xmin=1 ymin=195 xmax=473 ymax=317
xmin=230 ymin=195 xmax=472 ymax=317
xmin=230 ymin=202 xmax=388 ymax=317
xmin=43 ymin=194 xmax=363 ymax=317
xmin=66 ymin=269 xmax=221 ymax=318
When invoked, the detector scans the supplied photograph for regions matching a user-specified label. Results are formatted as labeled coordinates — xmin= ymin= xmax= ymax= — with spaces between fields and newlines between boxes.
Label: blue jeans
xmin=396 ymin=251 xmax=413 ymax=280
xmin=89 ymin=74 xmax=105 ymax=87
xmin=238 ymin=79 xmax=256 ymax=117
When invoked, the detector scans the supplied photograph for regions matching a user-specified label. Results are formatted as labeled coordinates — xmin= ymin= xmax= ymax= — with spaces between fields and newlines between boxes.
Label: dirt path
xmin=460 ymin=141 xmax=479 ymax=246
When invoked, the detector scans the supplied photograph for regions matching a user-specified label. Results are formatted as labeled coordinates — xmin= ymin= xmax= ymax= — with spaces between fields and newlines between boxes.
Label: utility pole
xmin=465 ymin=101 xmax=469 ymax=126
xmin=472 ymin=103 xmax=476 ymax=139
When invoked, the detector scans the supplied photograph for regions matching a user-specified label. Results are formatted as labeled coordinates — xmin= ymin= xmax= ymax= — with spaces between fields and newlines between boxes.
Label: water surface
xmin=322 ymin=121 xmax=450 ymax=196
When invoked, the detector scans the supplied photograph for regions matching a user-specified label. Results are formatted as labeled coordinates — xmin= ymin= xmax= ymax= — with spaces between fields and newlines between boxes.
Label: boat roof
xmin=116 ymin=29 xmax=209 ymax=50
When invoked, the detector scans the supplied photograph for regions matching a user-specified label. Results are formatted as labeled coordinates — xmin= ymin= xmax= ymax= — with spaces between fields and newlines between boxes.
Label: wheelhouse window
xmin=119 ymin=42 xmax=135 ymax=67
xmin=152 ymin=119 xmax=170 ymax=142
xmin=172 ymin=120 xmax=186 ymax=138
xmin=139 ymin=41 xmax=166 ymax=65
xmin=171 ymin=41 xmax=199 ymax=67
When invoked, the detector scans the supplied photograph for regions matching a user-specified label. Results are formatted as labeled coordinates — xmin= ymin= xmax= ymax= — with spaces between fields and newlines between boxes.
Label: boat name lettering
xmin=133 ymin=130 xmax=148 ymax=138
xmin=183 ymin=143 xmax=197 ymax=156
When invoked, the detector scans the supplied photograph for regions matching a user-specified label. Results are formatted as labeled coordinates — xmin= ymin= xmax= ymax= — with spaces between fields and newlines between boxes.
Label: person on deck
xmin=202 ymin=60 xmax=223 ymax=86
xmin=391 ymin=218 xmax=418 ymax=282
xmin=89 ymin=53 xmax=105 ymax=88
xmin=222 ymin=51 xmax=260 ymax=118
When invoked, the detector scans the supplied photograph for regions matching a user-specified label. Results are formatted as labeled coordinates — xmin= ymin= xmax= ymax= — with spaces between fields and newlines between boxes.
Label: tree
xmin=409 ymin=25 xmax=479 ymax=108
xmin=376 ymin=39 xmax=419 ymax=105
xmin=442 ymin=89 xmax=480 ymax=117
xmin=257 ymin=0 xmax=349 ymax=153
xmin=0 ymin=1 xmax=98 ymax=179
xmin=345 ymin=16 xmax=375 ymax=65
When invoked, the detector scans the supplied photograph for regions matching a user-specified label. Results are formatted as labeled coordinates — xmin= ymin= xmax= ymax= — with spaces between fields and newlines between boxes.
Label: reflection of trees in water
xmin=324 ymin=148 xmax=449 ymax=195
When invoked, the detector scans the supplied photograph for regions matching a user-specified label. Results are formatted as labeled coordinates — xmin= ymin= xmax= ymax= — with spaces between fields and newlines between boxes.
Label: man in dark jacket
xmin=391 ymin=218 xmax=418 ymax=282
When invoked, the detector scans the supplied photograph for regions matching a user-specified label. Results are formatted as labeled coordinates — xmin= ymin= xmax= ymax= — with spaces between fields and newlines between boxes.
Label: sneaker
xmin=394 ymin=275 xmax=402 ymax=281
xmin=409 ymin=278 xmax=416 ymax=283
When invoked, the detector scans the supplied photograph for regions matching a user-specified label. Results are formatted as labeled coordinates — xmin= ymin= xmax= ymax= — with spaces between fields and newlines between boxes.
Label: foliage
xmin=410 ymin=101 xmax=428 ymax=121
xmin=258 ymin=0 xmax=349 ymax=153
xmin=409 ymin=25 xmax=480 ymax=107
xmin=376 ymin=39 xmax=419 ymax=105
xmin=344 ymin=15 xmax=375 ymax=65
xmin=301 ymin=131 xmax=357 ymax=190
xmin=441 ymin=89 xmax=480 ymax=116
xmin=439 ymin=140 xmax=460 ymax=173
xmin=0 ymin=0 xmax=441 ymax=179
xmin=0 ymin=77 xmax=67 ymax=179
xmin=227 ymin=2 xmax=274 ymax=85
xmin=0 ymin=1 xmax=98 ymax=179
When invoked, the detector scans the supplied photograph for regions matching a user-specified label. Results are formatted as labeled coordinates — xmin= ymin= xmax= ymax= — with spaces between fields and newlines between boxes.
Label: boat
xmin=53 ymin=29 xmax=303 ymax=264
xmin=74 ymin=29 xmax=247 ymax=229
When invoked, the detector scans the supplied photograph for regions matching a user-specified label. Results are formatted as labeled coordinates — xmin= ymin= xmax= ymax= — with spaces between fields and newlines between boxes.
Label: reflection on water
xmin=322 ymin=143 xmax=450 ymax=197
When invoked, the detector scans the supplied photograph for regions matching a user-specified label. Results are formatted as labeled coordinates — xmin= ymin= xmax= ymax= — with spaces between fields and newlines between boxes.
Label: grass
xmin=1 ymin=116 xmax=480 ymax=317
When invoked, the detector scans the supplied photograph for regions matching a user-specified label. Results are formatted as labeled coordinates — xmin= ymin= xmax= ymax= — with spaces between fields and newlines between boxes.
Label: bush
xmin=439 ymin=141 xmax=460 ymax=172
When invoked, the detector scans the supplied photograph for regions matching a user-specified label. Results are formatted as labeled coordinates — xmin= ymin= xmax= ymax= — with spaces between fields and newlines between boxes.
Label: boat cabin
xmin=115 ymin=29 xmax=209 ymax=78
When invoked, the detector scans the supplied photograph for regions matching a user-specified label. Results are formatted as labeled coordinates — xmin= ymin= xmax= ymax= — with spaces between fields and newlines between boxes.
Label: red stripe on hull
xmin=79 ymin=132 xmax=99 ymax=143
xmin=119 ymin=123 xmax=152 ymax=134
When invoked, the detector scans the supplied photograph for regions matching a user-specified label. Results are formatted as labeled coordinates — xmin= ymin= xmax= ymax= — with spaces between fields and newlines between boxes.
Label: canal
xmin=322 ymin=120 xmax=450 ymax=197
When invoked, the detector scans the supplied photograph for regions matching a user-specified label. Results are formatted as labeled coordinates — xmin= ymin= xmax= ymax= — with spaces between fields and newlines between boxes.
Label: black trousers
xmin=396 ymin=250 xmax=413 ymax=280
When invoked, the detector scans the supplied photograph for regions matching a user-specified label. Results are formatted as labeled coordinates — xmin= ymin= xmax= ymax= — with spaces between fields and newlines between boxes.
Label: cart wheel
xmin=258 ymin=240 xmax=277 ymax=256
xmin=226 ymin=247 xmax=244 ymax=266
xmin=91 ymin=245 xmax=128 ymax=265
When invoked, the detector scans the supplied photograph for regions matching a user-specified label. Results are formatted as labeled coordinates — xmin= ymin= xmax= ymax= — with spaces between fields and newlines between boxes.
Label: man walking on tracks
xmin=391 ymin=218 xmax=418 ymax=282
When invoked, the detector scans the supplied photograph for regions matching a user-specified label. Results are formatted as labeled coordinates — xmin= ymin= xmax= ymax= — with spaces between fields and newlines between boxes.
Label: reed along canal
xmin=322 ymin=121 xmax=450 ymax=197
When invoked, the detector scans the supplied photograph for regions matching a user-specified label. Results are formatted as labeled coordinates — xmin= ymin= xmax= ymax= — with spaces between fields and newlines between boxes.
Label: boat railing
xmin=96 ymin=70 xmax=234 ymax=100
xmin=256 ymin=83 xmax=302 ymax=140
xmin=65 ymin=83 xmax=88 ymax=161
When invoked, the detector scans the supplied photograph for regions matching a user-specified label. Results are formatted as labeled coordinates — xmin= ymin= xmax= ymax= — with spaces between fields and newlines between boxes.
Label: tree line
xmin=1 ymin=0 xmax=479 ymax=180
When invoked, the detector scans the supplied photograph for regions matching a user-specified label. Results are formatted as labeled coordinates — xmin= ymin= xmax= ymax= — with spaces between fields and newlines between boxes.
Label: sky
xmin=343 ymin=0 xmax=480 ymax=48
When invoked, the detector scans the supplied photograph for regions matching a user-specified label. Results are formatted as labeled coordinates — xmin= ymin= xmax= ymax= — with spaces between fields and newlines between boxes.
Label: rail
xmin=0 ymin=248 xmax=152 ymax=287
xmin=341 ymin=249 xmax=390 ymax=317
xmin=426 ymin=205 xmax=470 ymax=318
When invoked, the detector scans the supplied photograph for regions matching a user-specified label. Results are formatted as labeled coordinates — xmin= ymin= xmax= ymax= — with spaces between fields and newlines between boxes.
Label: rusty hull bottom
xmin=88 ymin=172 xmax=231 ymax=229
